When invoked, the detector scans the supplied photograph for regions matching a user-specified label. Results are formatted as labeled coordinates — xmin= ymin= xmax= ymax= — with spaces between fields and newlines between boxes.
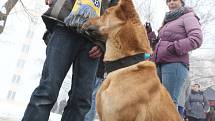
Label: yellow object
xmin=72 ymin=0 xmax=102 ymax=16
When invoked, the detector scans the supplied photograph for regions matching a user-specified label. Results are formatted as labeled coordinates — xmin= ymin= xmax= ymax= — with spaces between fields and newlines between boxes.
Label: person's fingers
xmin=89 ymin=46 xmax=102 ymax=58
xmin=94 ymin=53 xmax=102 ymax=58
xmin=89 ymin=49 xmax=100 ymax=57
xmin=89 ymin=46 xmax=101 ymax=55
xmin=89 ymin=51 xmax=102 ymax=58
xmin=89 ymin=46 xmax=98 ymax=54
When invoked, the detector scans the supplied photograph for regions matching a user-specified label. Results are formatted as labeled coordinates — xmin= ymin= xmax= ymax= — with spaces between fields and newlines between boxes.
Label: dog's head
xmin=82 ymin=4 xmax=125 ymax=41
xmin=82 ymin=0 xmax=152 ymax=61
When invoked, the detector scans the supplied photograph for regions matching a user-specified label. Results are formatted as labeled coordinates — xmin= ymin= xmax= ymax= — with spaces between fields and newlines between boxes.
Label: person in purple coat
xmin=146 ymin=0 xmax=203 ymax=118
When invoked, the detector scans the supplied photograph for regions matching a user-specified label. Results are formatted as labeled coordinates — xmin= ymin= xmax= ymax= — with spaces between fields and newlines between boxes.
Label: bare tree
xmin=0 ymin=0 xmax=18 ymax=33
xmin=135 ymin=0 xmax=153 ymax=22
xmin=2 ymin=0 xmax=18 ymax=15
xmin=184 ymin=0 xmax=215 ymax=88
xmin=185 ymin=0 xmax=215 ymax=32
xmin=133 ymin=0 xmax=165 ymax=31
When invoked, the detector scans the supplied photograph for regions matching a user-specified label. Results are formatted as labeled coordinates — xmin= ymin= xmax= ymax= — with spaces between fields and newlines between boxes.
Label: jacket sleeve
xmin=185 ymin=96 xmax=192 ymax=111
xmin=203 ymin=93 xmax=210 ymax=112
xmin=173 ymin=13 xmax=203 ymax=55
xmin=147 ymin=31 xmax=158 ymax=50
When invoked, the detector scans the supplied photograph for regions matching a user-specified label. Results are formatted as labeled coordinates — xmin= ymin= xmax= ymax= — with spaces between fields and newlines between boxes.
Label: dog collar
xmin=105 ymin=53 xmax=150 ymax=73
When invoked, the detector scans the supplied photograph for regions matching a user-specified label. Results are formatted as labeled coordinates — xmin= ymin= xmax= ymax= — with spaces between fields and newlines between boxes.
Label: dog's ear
xmin=118 ymin=0 xmax=138 ymax=20
xmin=115 ymin=7 xmax=126 ymax=21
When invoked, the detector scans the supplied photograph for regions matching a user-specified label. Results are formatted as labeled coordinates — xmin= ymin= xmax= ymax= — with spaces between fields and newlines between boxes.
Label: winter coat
xmin=41 ymin=0 xmax=118 ymax=52
xmin=42 ymin=0 xmax=116 ymax=31
xmin=151 ymin=10 xmax=202 ymax=65
xmin=185 ymin=90 xmax=210 ymax=119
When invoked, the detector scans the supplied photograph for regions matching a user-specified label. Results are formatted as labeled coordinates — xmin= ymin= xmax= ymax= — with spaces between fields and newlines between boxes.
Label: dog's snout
xmin=83 ymin=25 xmax=100 ymax=37
xmin=85 ymin=25 xmax=99 ymax=33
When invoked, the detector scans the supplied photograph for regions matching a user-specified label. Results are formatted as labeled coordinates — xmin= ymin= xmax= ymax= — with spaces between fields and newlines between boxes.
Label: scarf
xmin=163 ymin=7 xmax=192 ymax=25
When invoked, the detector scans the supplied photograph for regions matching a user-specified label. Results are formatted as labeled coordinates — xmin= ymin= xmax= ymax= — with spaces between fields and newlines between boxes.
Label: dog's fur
xmin=83 ymin=0 xmax=181 ymax=121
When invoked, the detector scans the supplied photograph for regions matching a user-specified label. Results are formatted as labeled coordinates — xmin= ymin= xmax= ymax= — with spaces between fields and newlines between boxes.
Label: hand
xmin=89 ymin=46 xmax=103 ymax=59
xmin=64 ymin=4 xmax=97 ymax=28
xmin=145 ymin=22 xmax=152 ymax=33
xmin=167 ymin=43 xmax=176 ymax=55
xmin=45 ymin=0 xmax=52 ymax=6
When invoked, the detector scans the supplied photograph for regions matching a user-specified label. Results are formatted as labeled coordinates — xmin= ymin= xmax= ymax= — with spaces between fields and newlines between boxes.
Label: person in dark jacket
xmin=185 ymin=84 xmax=210 ymax=121
xmin=21 ymin=0 xmax=114 ymax=121
xmin=146 ymin=0 xmax=203 ymax=118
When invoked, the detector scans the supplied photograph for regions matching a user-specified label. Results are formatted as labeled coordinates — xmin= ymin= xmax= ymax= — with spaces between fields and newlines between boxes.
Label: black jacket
xmin=42 ymin=0 xmax=118 ymax=52
xmin=42 ymin=0 xmax=118 ymax=31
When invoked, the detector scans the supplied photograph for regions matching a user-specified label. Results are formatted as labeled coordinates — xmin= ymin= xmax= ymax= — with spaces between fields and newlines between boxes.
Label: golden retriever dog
xmin=82 ymin=0 xmax=181 ymax=121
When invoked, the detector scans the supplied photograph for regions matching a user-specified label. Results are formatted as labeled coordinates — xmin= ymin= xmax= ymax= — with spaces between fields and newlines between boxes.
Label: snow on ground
xmin=0 ymin=100 xmax=100 ymax=121
xmin=0 ymin=100 xmax=61 ymax=121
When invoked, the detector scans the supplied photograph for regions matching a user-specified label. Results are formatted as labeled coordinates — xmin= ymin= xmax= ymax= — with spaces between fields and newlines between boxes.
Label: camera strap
xmin=51 ymin=0 xmax=67 ymax=18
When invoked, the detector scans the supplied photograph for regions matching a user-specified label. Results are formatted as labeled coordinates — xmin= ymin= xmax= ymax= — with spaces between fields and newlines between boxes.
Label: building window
xmin=7 ymin=90 xmax=16 ymax=100
xmin=21 ymin=44 xmax=30 ymax=53
xmin=12 ymin=75 xmax=21 ymax=84
xmin=17 ymin=59 xmax=25 ymax=68
xmin=26 ymin=30 xmax=33 ymax=38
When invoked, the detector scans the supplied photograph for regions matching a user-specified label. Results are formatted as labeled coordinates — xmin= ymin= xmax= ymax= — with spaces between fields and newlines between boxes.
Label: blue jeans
xmin=84 ymin=77 xmax=103 ymax=121
xmin=178 ymin=105 xmax=185 ymax=119
xmin=22 ymin=25 xmax=99 ymax=121
xmin=157 ymin=63 xmax=188 ymax=105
